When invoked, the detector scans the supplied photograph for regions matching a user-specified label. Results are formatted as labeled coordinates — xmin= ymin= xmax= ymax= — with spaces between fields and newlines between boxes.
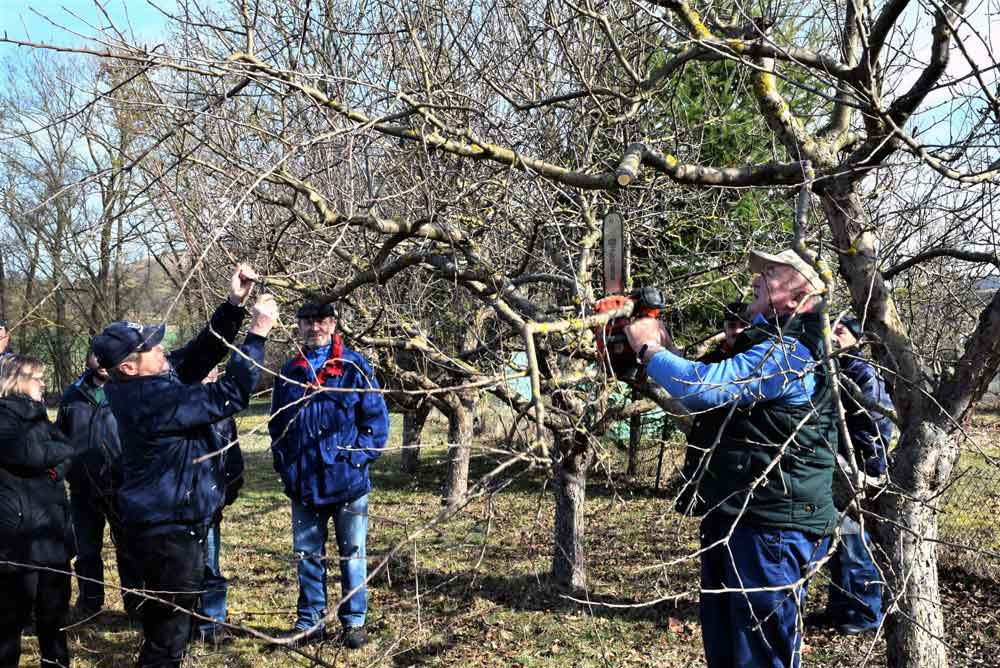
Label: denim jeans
xmin=292 ymin=495 xmax=368 ymax=630
xmin=825 ymin=517 xmax=883 ymax=629
xmin=700 ymin=514 xmax=830 ymax=668
xmin=70 ymin=492 xmax=143 ymax=617
xmin=197 ymin=521 xmax=228 ymax=634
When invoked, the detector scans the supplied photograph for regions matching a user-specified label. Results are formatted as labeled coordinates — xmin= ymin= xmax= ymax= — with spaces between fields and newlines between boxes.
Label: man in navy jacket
xmin=818 ymin=316 xmax=894 ymax=635
xmin=56 ymin=349 xmax=143 ymax=620
xmin=269 ymin=301 xmax=389 ymax=650
xmin=93 ymin=265 xmax=277 ymax=668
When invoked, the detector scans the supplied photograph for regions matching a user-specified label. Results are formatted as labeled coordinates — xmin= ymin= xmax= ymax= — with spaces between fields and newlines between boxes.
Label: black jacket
xmin=0 ymin=394 xmax=76 ymax=571
xmin=56 ymin=370 xmax=122 ymax=504
xmin=213 ymin=416 xmax=244 ymax=510
xmin=106 ymin=301 xmax=264 ymax=531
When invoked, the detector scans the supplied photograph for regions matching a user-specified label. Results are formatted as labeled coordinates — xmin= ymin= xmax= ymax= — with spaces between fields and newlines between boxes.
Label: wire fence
xmin=940 ymin=461 xmax=1000 ymax=579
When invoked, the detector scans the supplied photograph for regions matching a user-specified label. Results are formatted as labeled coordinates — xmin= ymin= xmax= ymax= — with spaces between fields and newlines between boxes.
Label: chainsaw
xmin=592 ymin=211 xmax=665 ymax=380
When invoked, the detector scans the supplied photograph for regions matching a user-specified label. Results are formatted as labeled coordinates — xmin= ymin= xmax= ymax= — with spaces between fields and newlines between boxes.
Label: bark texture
xmin=401 ymin=403 xmax=431 ymax=474
xmin=552 ymin=430 xmax=592 ymax=589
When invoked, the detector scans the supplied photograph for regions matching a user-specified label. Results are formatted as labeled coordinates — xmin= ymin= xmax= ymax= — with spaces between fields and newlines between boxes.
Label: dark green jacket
xmin=678 ymin=313 xmax=839 ymax=535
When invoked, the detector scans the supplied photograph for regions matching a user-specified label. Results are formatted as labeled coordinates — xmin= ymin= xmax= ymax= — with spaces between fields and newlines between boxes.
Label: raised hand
xmin=249 ymin=294 xmax=279 ymax=337
xmin=229 ymin=263 xmax=259 ymax=306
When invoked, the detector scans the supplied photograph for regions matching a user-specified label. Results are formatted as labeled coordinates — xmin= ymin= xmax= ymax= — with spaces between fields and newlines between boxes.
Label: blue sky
xmin=0 ymin=0 xmax=174 ymax=58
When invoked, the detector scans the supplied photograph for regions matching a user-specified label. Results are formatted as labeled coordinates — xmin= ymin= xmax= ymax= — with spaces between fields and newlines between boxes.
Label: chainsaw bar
xmin=602 ymin=211 xmax=626 ymax=295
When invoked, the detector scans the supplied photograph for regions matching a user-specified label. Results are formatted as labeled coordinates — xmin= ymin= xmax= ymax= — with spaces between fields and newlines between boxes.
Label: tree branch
xmin=883 ymin=248 xmax=1000 ymax=281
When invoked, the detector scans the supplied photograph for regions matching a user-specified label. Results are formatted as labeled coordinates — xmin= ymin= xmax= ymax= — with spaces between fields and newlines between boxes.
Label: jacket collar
xmin=290 ymin=334 xmax=344 ymax=387
xmin=70 ymin=370 xmax=108 ymax=406
xmin=0 ymin=394 xmax=46 ymax=420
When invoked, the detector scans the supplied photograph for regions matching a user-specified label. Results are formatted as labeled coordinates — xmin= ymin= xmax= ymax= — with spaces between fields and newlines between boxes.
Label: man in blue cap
xmin=269 ymin=300 xmax=389 ymax=650
xmin=92 ymin=265 xmax=277 ymax=668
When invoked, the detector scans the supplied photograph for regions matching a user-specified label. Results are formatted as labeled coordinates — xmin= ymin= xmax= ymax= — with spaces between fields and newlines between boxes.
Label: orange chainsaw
xmin=593 ymin=211 xmax=664 ymax=380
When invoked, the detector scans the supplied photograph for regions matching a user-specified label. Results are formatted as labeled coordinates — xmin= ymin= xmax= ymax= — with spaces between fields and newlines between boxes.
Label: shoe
xmin=286 ymin=626 xmax=326 ymax=649
xmin=342 ymin=626 xmax=367 ymax=650
xmin=837 ymin=622 xmax=878 ymax=636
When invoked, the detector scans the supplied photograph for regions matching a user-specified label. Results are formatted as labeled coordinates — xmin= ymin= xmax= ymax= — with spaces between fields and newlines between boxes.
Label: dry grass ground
xmin=19 ymin=403 xmax=1000 ymax=667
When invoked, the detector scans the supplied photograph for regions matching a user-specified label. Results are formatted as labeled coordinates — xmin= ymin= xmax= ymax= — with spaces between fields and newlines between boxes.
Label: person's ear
xmin=117 ymin=360 xmax=136 ymax=376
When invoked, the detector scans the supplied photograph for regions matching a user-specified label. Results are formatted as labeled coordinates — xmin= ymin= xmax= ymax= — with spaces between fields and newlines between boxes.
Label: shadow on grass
xmin=389 ymin=639 xmax=458 ymax=667
xmin=371 ymin=444 xmax=679 ymax=504
xmin=375 ymin=558 xmax=699 ymax=626
xmin=67 ymin=610 xmax=139 ymax=659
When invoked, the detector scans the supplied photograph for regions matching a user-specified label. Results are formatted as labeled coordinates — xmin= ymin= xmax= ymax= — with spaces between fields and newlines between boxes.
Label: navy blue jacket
xmin=106 ymin=301 xmax=264 ymax=531
xmin=840 ymin=353 xmax=894 ymax=475
xmin=212 ymin=415 xmax=244 ymax=511
xmin=56 ymin=371 xmax=122 ymax=505
xmin=269 ymin=342 xmax=389 ymax=507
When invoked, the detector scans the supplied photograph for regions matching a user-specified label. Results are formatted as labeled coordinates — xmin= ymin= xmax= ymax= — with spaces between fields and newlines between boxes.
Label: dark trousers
xmin=70 ymin=492 xmax=143 ymax=617
xmin=825 ymin=519 xmax=883 ymax=629
xmin=0 ymin=566 xmax=71 ymax=668
xmin=131 ymin=528 xmax=206 ymax=668
xmin=699 ymin=514 xmax=830 ymax=668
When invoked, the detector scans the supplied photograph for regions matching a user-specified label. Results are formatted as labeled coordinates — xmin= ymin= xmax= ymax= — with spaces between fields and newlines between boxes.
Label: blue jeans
xmin=700 ymin=514 xmax=830 ymax=668
xmin=70 ymin=492 xmax=143 ymax=617
xmin=292 ymin=495 xmax=368 ymax=630
xmin=197 ymin=521 xmax=228 ymax=634
xmin=825 ymin=517 xmax=882 ymax=629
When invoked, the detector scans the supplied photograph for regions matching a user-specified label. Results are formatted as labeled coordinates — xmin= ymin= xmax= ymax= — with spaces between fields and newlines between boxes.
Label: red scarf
xmin=290 ymin=334 xmax=344 ymax=389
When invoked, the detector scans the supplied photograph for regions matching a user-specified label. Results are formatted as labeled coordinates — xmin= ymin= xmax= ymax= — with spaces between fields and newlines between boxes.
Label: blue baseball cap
xmin=92 ymin=320 xmax=166 ymax=368
xmin=840 ymin=316 xmax=864 ymax=340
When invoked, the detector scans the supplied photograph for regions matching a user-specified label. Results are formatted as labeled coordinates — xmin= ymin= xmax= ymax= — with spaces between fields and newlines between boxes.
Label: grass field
xmin=19 ymin=406 xmax=1000 ymax=667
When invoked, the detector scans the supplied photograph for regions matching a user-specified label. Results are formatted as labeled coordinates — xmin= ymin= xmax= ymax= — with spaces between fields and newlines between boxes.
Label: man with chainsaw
xmin=269 ymin=301 xmax=389 ymax=650
xmin=625 ymin=248 xmax=838 ymax=668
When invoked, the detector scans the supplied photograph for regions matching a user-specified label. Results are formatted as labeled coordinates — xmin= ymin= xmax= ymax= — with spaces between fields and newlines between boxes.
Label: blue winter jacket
xmin=269 ymin=341 xmax=389 ymax=507
xmin=840 ymin=353 xmax=894 ymax=475
xmin=106 ymin=301 xmax=264 ymax=532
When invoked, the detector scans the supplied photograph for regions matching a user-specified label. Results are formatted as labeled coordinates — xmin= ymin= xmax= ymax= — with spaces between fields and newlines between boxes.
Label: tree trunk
xmin=113 ymin=217 xmax=124 ymax=319
xmin=877 ymin=420 xmax=960 ymax=668
xmin=820 ymin=177 xmax=964 ymax=668
xmin=401 ymin=402 xmax=430 ymax=474
xmin=20 ymin=236 xmax=40 ymax=353
xmin=0 ymin=248 xmax=7 ymax=321
xmin=443 ymin=391 xmax=475 ymax=507
xmin=50 ymin=203 xmax=72 ymax=390
xmin=552 ymin=429 xmax=591 ymax=589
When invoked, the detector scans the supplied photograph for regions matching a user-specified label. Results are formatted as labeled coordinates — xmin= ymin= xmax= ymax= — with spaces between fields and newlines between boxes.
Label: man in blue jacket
xmin=92 ymin=265 xmax=277 ymax=668
xmin=56 ymin=348 xmax=143 ymax=621
xmin=816 ymin=316 xmax=894 ymax=635
xmin=626 ymin=248 xmax=838 ymax=668
xmin=269 ymin=301 xmax=389 ymax=650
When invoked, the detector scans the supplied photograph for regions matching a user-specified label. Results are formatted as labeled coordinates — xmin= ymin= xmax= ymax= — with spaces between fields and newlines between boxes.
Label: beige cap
xmin=749 ymin=249 xmax=825 ymax=293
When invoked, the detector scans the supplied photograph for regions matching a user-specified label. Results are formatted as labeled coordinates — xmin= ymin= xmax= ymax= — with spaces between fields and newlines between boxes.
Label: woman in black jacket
xmin=0 ymin=354 xmax=75 ymax=668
